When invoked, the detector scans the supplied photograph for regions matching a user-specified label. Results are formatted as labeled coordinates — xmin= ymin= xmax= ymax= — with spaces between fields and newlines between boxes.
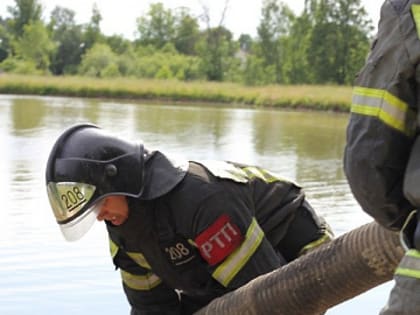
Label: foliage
xmin=243 ymin=55 xmax=275 ymax=86
xmin=197 ymin=26 xmax=237 ymax=81
xmin=281 ymin=10 xmax=313 ymax=84
xmin=106 ymin=34 xmax=133 ymax=55
xmin=0 ymin=21 xmax=11 ymax=62
xmin=0 ymin=57 xmax=41 ymax=74
xmin=115 ymin=48 xmax=138 ymax=77
xmin=48 ymin=6 xmax=84 ymax=74
xmin=136 ymin=3 xmax=175 ymax=49
xmin=7 ymin=0 xmax=42 ymax=37
xmin=238 ymin=34 xmax=253 ymax=53
xmin=306 ymin=0 xmax=372 ymax=84
xmin=0 ymin=0 xmax=374 ymax=86
xmin=78 ymin=43 xmax=120 ymax=77
xmin=134 ymin=43 xmax=203 ymax=80
xmin=251 ymin=0 xmax=372 ymax=85
xmin=173 ymin=7 xmax=200 ymax=55
xmin=256 ymin=0 xmax=295 ymax=84
xmin=82 ymin=4 xmax=104 ymax=53
xmin=11 ymin=21 xmax=56 ymax=72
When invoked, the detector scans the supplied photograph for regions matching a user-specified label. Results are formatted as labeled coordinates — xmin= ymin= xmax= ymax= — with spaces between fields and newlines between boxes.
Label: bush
xmin=0 ymin=57 xmax=44 ymax=75
xmin=78 ymin=43 xmax=120 ymax=78
xmin=135 ymin=50 xmax=204 ymax=81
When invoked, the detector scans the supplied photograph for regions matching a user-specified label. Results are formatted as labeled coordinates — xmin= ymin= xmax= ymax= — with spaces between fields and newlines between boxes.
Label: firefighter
xmin=46 ymin=123 xmax=332 ymax=315
xmin=344 ymin=0 xmax=420 ymax=313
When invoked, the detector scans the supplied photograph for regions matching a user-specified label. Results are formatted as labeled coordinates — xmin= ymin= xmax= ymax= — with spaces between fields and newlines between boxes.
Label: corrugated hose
xmin=195 ymin=221 xmax=404 ymax=315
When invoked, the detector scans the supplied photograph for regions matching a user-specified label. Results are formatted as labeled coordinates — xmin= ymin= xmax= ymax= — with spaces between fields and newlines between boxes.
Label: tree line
xmin=0 ymin=0 xmax=373 ymax=85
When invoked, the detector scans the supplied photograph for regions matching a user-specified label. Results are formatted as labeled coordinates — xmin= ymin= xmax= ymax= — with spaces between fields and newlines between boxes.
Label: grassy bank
xmin=0 ymin=74 xmax=353 ymax=111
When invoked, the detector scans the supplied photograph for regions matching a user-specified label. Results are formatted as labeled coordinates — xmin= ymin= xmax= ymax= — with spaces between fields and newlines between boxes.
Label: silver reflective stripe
xmin=351 ymin=87 xmax=416 ymax=136
xmin=212 ymin=218 xmax=264 ymax=287
xmin=120 ymin=269 xmax=162 ymax=290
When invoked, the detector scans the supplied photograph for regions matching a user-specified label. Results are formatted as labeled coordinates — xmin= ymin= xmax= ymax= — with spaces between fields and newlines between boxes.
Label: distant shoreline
xmin=0 ymin=74 xmax=353 ymax=112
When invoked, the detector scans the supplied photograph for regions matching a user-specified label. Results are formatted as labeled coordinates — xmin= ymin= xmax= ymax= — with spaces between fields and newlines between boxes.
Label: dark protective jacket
xmin=344 ymin=0 xmax=420 ymax=230
xmin=344 ymin=1 xmax=420 ymax=314
xmin=106 ymin=160 xmax=330 ymax=315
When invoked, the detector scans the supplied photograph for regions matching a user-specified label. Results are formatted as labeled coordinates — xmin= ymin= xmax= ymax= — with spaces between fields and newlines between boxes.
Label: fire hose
xmin=195 ymin=221 xmax=404 ymax=315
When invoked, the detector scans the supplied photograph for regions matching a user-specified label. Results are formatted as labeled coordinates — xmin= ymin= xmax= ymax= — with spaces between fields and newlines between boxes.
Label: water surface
xmin=0 ymin=95 xmax=391 ymax=314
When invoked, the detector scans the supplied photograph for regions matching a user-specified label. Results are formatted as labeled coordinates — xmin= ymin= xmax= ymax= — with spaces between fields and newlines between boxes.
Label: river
xmin=0 ymin=94 xmax=392 ymax=314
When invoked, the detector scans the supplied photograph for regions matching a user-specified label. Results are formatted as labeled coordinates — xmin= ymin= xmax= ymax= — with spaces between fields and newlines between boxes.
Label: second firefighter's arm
xmin=344 ymin=0 xmax=420 ymax=230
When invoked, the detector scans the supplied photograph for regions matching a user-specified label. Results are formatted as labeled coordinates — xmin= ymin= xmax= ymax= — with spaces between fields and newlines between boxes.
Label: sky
xmin=1 ymin=0 xmax=384 ymax=39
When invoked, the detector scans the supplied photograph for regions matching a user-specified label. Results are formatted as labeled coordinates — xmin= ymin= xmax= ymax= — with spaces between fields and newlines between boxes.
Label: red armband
xmin=195 ymin=215 xmax=243 ymax=266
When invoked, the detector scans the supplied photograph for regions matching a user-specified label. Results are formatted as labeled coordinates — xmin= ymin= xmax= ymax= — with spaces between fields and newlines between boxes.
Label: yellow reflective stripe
xmin=108 ymin=239 xmax=151 ymax=269
xmin=394 ymin=249 xmax=420 ymax=279
xmin=109 ymin=239 xmax=158 ymax=290
xmin=412 ymin=5 xmax=420 ymax=38
xmin=395 ymin=267 xmax=420 ymax=279
xmin=226 ymin=168 xmax=249 ymax=182
xmin=243 ymin=166 xmax=279 ymax=183
xmin=351 ymin=87 xmax=415 ymax=136
xmin=120 ymin=269 xmax=162 ymax=290
xmin=406 ymin=249 xmax=420 ymax=259
xmin=109 ymin=238 xmax=118 ymax=259
xmin=126 ymin=252 xmax=152 ymax=270
xmin=299 ymin=232 xmax=333 ymax=256
xmin=212 ymin=218 xmax=264 ymax=287
xmin=188 ymin=238 xmax=197 ymax=247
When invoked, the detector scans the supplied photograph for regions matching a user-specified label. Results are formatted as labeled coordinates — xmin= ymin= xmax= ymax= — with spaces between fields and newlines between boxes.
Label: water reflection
xmin=10 ymin=98 xmax=46 ymax=132
xmin=0 ymin=95 xmax=382 ymax=315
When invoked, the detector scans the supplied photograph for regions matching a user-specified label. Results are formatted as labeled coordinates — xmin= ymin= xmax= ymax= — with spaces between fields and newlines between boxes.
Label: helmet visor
xmin=57 ymin=201 xmax=102 ymax=241
xmin=47 ymin=182 xmax=101 ymax=241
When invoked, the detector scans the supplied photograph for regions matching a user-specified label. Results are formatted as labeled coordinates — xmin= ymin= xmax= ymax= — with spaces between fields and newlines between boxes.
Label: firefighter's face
xmin=97 ymin=195 xmax=129 ymax=225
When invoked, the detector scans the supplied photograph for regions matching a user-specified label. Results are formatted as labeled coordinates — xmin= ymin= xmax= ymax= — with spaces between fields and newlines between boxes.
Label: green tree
xmin=12 ymin=20 xmax=56 ymax=72
xmin=242 ymin=55 xmax=274 ymax=85
xmin=238 ymin=34 xmax=253 ymax=53
xmin=256 ymin=0 xmax=295 ymax=83
xmin=83 ymin=4 xmax=103 ymax=52
xmin=78 ymin=43 xmax=119 ymax=77
xmin=197 ymin=26 xmax=237 ymax=81
xmin=7 ymin=0 xmax=42 ymax=37
xmin=104 ymin=35 xmax=138 ymax=76
xmin=115 ymin=49 xmax=138 ymax=77
xmin=0 ymin=18 xmax=11 ymax=62
xmin=281 ymin=8 xmax=313 ymax=83
xmin=0 ymin=57 xmax=39 ymax=73
xmin=134 ymin=43 xmax=203 ymax=80
xmin=136 ymin=3 xmax=175 ymax=49
xmin=105 ymin=34 xmax=132 ymax=55
xmin=307 ymin=0 xmax=372 ymax=84
xmin=49 ymin=6 xmax=84 ymax=74
xmin=173 ymin=7 xmax=200 ymax=55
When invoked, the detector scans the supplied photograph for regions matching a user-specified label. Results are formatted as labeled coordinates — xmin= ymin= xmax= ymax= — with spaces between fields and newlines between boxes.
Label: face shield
xmin=47 ymin=181 xmax=103 ymax=241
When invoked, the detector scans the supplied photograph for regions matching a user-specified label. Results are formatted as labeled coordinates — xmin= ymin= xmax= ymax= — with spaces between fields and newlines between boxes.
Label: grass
xmin=0 ymin=74 xmax=353 ymax=111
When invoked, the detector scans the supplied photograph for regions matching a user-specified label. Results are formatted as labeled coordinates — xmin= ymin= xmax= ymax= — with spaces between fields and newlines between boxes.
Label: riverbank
xmin=0 ymin=74 xmax=353 ymax=111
